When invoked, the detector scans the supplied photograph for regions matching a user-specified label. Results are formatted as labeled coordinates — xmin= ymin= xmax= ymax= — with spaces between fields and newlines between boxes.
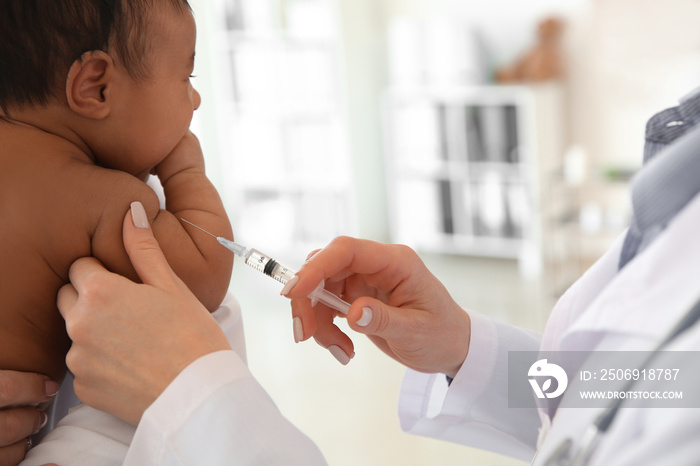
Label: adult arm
xmin=286 ymin=236 xmax=541 ymax=460
xmin=399 ymin=311 xmax=541 ymax=461
xmin=0 ymin=371 xmax=57 ymax=466
xmin=54 ymin=203 xmax=325 ymax=465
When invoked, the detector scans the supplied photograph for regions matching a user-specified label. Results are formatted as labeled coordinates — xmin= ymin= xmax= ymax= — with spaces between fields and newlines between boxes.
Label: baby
xmin=0 ymin=0 xmax=233 ymax=389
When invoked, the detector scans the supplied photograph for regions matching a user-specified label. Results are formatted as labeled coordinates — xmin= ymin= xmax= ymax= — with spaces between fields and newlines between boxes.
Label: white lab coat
xmin=399 ymin=190 xmax=700 ymax=465
xmin=22 ymin=294 xmax=327 ymax=466
xmin=25 ymin=194 xmax=700 ymax=465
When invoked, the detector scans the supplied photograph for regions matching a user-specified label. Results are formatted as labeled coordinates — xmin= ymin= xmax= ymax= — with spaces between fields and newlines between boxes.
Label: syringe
xmin=181 ymin=219 xmax=351 ymax=315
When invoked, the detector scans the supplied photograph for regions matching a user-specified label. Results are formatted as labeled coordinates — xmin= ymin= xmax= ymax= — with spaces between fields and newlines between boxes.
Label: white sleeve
xmin=125 ymin=350 xmax=327 ymax=466
xmin=398 ymin=311 xmax=542 ymax=462
xmin=25 ymin=294 xmax=326 ymax=466
xmin=25 ymin=352 xmax=326 ymax=466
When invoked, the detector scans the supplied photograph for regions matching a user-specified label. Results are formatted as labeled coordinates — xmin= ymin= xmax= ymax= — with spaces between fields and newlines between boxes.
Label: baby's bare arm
xmin=89 ymin=133 xmax=232 ymax=311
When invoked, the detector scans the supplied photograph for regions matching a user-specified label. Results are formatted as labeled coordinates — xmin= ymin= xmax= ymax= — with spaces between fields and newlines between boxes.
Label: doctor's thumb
xmin=348 ymin=298 xmax=413 ymax=339
xmin=122 ymin=201 xmax=180 ymax=289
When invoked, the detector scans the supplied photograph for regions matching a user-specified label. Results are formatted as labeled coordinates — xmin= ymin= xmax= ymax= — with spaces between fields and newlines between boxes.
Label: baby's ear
xmin=66 ymin=51 xmax=114 ymax=119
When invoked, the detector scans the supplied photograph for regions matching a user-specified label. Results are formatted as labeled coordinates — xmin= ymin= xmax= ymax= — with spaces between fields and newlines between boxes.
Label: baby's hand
xmin=153 ymin=131 xmax=206 ymax=185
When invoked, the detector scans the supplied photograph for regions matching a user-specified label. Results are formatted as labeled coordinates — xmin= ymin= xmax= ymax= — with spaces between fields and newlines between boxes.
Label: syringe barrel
xmin=311 ymin=288 xmax=351 ymax=315
xmin=244 ymin=248 xmax=296 ymax=284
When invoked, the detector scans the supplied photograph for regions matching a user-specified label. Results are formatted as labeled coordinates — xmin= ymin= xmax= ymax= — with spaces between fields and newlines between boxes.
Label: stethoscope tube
xmin=543 ymin=293 xmax=700 ymax=466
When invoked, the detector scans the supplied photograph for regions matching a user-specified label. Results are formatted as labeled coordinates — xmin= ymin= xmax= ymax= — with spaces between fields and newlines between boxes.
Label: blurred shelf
xmin=383 ymin=83 xmax=567 ymax=280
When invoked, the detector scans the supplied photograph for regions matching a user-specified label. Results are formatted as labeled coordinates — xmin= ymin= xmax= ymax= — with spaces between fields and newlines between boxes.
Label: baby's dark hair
xmin=0 ymin=0 xmax=191 ymax=114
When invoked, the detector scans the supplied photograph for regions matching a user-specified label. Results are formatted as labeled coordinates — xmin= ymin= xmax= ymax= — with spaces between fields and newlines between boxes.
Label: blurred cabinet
xmin=384 ymin=84 xmax=569 ymax=278
xmin=210 ymin=0 xmax=354 ymax=254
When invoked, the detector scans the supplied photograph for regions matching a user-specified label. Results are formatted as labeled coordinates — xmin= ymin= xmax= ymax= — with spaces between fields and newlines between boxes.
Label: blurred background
xmin=186 ymin=0 xmax=700 ymax=464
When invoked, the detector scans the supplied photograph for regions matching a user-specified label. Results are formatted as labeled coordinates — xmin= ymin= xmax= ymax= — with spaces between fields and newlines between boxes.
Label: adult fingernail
xmin=280 ymin=275 xmax=299 ymax=296
xmin=45 ymin=380 xmax=60 ymax=398
xmin=328 ymin=345 xmax=353 ymax=366
xmin=293 ymin=317 xmax=303 ymax=343
xmin=130 ymin=201 xmax=149 ymax=229
xmin=33 ymin=412 xmax=48 ymax=434
xmin=357 ymin=307 xmax=373 ymax=327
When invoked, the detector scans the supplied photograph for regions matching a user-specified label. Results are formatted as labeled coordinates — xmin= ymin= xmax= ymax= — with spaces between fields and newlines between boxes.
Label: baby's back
xmin=0 ymin=122 xmax=104 ymax=382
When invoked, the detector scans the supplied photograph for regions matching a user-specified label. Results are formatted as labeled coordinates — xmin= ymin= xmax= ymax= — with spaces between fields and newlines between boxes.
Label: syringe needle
xmin=181 ymin=218 xmax=218 ymax=238
xmin=181 ymin=218 xmax=248 ymax=257
xmin=181 ymin=218 xmax=349 ymax=314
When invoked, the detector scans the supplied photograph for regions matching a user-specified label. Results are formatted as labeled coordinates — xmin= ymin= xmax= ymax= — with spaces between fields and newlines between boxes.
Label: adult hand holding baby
xmin=56 ymin=202 xmax=231 ymax=425
xmin=0 ymin=371 xmax=57 ymax=466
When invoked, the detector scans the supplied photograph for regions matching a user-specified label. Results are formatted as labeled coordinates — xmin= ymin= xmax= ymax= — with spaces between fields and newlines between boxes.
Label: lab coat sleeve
xmin=398 ymin=310 xmax=542 ymax=462
xmin=125 ymin=349 xmax=327 ymax=466
xmin=24 ymin=294 xmax=326 ymax=466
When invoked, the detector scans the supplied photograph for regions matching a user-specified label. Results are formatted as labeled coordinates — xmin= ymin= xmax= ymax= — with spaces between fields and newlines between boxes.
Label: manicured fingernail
xmin=130 ymin=201 xmax=149 ymax=229
xmin=328 ymin=345 xmax=353 ymax=366
xmin=293 ymin=317 xmax=303 ymax=343
xmin=357 ymin=307 xmax=373 ymax=327
xmin=34 ymin=412 xmax=48 ymax=434
xmin=45 ymin=380 xmax=60 ymax=398
xmin=280 ymin=275 xmax=300 ymax=296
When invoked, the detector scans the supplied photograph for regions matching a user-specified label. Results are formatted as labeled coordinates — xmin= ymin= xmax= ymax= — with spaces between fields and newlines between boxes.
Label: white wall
xmin=340 ymin=0 xmax=700 ymax=242
xmin=379 ymin=0 xmax=586 ymax=68
xmin=189 ymin=0 xmax=230 ymax=194
xmin=567 ymin=0 xmax=700 ymax=169
xmin=338 ymin=0 xmax=588 ymax=242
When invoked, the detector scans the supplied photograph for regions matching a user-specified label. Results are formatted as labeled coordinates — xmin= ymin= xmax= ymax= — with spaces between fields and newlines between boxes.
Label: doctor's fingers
xmin=59 ymin=261 xmax=133 ymax=323
xmin=65 ymin=256 xmax=115 ymax=297
xmin=56 ymin=283 xmax=78 ymax=321
xmin=290 ymin=237 xmax=404 ymax=299
xmin=290 ymin=298 xmax=317 ymax=342
xmin=345 ymin=297 xmax=417 ymax=339
xmin=312 ymin=322 xmax=355 ymax=366
xmin=121 ymin=203 xmax=184 ymax=294
xmin=290 ymin=297 xmax=355 ymax=364
xmin=304 ymin=248 xmax=321 ymax=262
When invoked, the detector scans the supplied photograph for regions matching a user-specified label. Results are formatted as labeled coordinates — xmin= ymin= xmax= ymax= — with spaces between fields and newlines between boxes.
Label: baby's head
xmin=0 ymin=0 xmax=200 ymax=178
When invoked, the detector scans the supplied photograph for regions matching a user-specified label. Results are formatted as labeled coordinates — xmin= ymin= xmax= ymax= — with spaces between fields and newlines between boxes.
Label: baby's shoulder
xmin=58 ymin=162 xmax=155 ymax=236
xmin=0 ymin=125 xmax=151 ymax=234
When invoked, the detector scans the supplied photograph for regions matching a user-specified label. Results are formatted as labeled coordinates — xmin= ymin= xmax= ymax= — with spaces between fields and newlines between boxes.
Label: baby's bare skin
xmin=0 ymin=120 xmax=232 ymax=383
xmin=0 ymin=3 xmax=232 ymax=385
xmin=0 ymin=123 xmax=81 ymax=381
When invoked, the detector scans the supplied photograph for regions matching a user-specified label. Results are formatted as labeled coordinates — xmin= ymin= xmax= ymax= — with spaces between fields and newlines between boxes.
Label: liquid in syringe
xmin=181 ymin=219 xmax=351 ymax=314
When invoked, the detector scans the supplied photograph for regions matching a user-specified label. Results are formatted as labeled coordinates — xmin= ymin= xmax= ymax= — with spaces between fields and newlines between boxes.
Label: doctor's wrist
xmin=440 ymin=311 xmax=471 ymax=379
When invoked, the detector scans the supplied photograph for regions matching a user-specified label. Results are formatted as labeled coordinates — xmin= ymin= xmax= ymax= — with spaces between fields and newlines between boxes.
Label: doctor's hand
xmin=56 ymin=202 xmax=231 ymax=426
xmin=0 ymin=371 xmax=57 ymax=466
xmin=285 ymin=237 xmax=471 ymax=378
